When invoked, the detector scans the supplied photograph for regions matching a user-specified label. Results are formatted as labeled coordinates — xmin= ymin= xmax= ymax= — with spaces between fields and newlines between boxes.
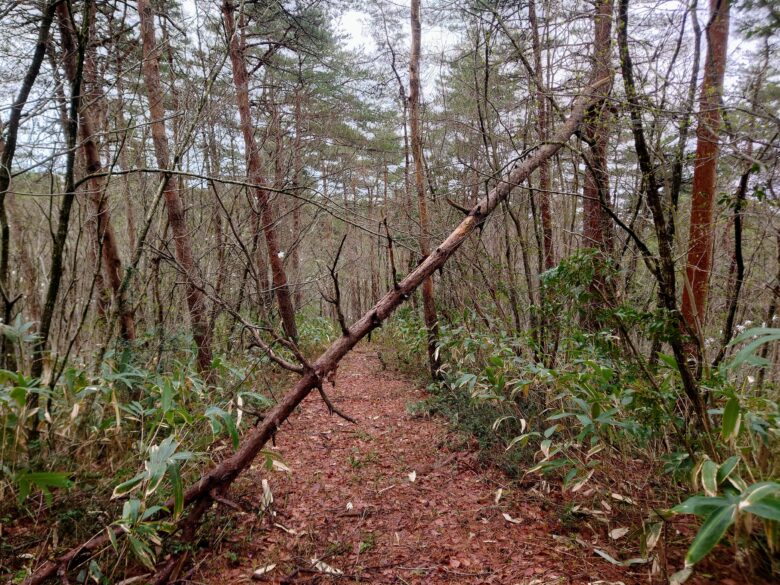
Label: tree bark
xmin=222 ymin=0 xmax=298 ymax=341
xmin=618 ymin=0 xmax=709 ymax=430
xmin=529 ymin=0 xmax=554 ymax=270
xmin=291 ymin=82 xmax=304 ymax=310
xmin=681 ymin=0 xmax=731 ymax=353
xmin=138 ymin=0 xmax=213 ymax=374
xmin=0 ymin=0 xmax=56 ymax=370
xmin=409 ymin=0 xmax=440 ymax=378
xmin=30 ymin=0 xmax=84 ymax=392
xmin=56 ymin=0 xmax=135 ymax=342
xmin=582 ymin=0 xmax=615 ymax=319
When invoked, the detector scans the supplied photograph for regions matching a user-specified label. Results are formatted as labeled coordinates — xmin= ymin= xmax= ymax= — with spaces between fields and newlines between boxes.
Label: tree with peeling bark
xmin=581 ymin=0 xmax=616 ymax=323
xmin=222 ymin=0 xmax=298 ymax=343
xmin=138 ymin=0 xmax=213 ymax=375
xmin=681 ymin=0 xmax=731 ymax=364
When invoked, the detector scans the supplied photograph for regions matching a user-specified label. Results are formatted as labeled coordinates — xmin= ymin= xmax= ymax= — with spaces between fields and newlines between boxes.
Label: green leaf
xmin=721 ymin=397 xmax=740 ymax=440
xmin=15 ymin=471 xmax=72 ymax=503
xmin=743 ymin=496 xmax=780 ymax=521
xmin=685 ymin=504 xmax=736 ymax=566
xmin=701 ymin=459 xmax=718 ymax=497
xmin=205 ymin=407 xmax=240 ymax=449
xmin=9 ymin=386 xmax=26 ymax=407
xmin=170 ymin=463 xmax=184 ymax=519
xmin=128 ymin=535 xmax=156 ymax=570
xmin=716 ymin=456 xmax=740 ymax=485
xmin=740 ymin=481 xmax=780 ymax=505
xmin=122 ymin=499 xmax=142 ymax=524
xmin=505 ymin=433 xmax=537 ymax=450
xmin=112 ymin=472 xmax=145 ymax=500
xmin=726 ymin=330 xmax=780 ymax=370
xmin=673 ymin=495 xmax=729 ymax=516
xmin=107 ymin=527 xmax=119 ymax=552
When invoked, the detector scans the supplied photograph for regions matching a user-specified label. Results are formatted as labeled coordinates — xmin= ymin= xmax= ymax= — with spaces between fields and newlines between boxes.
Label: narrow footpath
xmin=197 ymin=348 xmax=648 ymax=584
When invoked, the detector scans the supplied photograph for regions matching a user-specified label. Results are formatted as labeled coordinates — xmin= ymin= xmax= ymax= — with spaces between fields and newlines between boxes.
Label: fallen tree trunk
xmin=24 ymin=75 xmax=607 ymax=585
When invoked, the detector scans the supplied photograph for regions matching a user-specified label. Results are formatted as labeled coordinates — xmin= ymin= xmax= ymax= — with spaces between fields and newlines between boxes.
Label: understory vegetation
xmin=383 ymin=252 xmax=780 ymax=581
xmin=1 ymin=314 xmax=338 ymax=582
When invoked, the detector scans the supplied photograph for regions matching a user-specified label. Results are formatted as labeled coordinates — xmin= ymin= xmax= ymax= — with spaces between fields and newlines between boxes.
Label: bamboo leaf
xmin=701 ymin=459 xmax=718 ymax=497
xmin=685 ymin=504 xmax=736 ymax=566
xmin=721 ymin=398 xmax=740 ymax=440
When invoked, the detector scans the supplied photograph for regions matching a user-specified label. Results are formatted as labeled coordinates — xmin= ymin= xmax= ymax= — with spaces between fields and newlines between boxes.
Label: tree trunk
xmin=0 ymin=0 xmax=57 ymax=370
xmin=138 ymin=0 xmax=213 ymax=374
xmin=410 ymin=0 xmax=440 ymax=378
xmin=582 ymin=0 xmax=615 ymax=319
xmin=56 ymin=0 xmax=135 ymax=342
xmin=529 ymin=0 xmax=554 ymax=270
xmin=222 ymin=0 xmax=298 ymax=341
xmin=681 ymin=0 xmax=730 ymax=354
xmin=618 ymin=0 xmax=709 ymax=430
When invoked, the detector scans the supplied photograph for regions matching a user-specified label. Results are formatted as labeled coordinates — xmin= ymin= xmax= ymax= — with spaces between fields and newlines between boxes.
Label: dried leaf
xmin=669 ymin=568 xmax=693 ymax=585
xmin=260 ymin=479 xmax=274 ymax=515
xmin=593 ymin=548 xmax=647 ymax=567
xmin=252 ymin=564 xmax=276 ymax=578
xmin=502 ymin=512 xmax=521 ymax=524
xmin=271 ymin=460 xmax=291 ymax=473
xmin=311 ymin=558 xmax=343 ymax=575
xmin=610 ymin=493 xmax=636 ymax=504
xmin=609 ymin=527 xmax=629 ymax=540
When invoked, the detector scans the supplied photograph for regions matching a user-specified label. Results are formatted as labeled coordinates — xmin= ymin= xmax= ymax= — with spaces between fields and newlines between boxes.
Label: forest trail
xmin=197 ymin=347 xmax=636 ymax=584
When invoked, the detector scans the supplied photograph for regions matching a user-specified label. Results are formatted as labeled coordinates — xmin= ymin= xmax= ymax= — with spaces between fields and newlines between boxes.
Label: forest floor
xmin=193 ymin=346 xmax=749 ymax=585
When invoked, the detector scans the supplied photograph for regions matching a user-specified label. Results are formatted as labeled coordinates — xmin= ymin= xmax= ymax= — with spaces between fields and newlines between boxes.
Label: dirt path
xmin=197 ymin=348 xmax=640 ymax=584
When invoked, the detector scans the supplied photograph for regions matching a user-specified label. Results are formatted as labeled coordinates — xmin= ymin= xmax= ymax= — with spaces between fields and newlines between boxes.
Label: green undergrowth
xmin=378 ymin=253 xmax=780 ymax=582
xmin=0 ymin=312 xmax=338 ymax=582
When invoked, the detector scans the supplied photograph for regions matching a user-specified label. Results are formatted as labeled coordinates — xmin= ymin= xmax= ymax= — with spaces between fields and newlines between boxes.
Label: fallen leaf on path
xmin=273 ymin=523 xmax=300 ymax=536
xmin=260 ymin=479 xmax=274 ymax=515
xmin=610 ymin=493 xmax=636 ymax=504
xmin=252 ymin=564 xmax=276 ymax=578
xmin=593 ymin=548 xmax=648 ymax=567
xmin=502 ymin=512 xmax=521 ymax=524
xmin=311 ymin=558 xmax=343 ymax=575
xmin=608 ymin=527 xmax=629 ymax=540
xmin=271 ymin=460 xmax=291 ymax=472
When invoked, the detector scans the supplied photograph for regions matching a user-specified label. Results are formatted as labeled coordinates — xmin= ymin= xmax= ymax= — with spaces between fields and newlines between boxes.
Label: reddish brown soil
xmin=195 ymin=348 xmax=653 ymax=584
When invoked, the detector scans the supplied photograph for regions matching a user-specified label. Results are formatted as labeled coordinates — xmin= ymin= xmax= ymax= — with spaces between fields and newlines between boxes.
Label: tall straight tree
xmin=138 ymin=0 xmax=213 ymax=374
xmin=582 ymin=0 xmax=615 ymax=314
xmin=409 ymin=0 xmax=440 ymax=378
xmin=222 ymin=0 xmax=298 ymax=341
xmin=681 ymin=0 xmax=731 ymax=354
xmin=55 ymin=0 xmax=135 ymax=342
xmin=529 ymin=0 xmax=554 ymax=270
